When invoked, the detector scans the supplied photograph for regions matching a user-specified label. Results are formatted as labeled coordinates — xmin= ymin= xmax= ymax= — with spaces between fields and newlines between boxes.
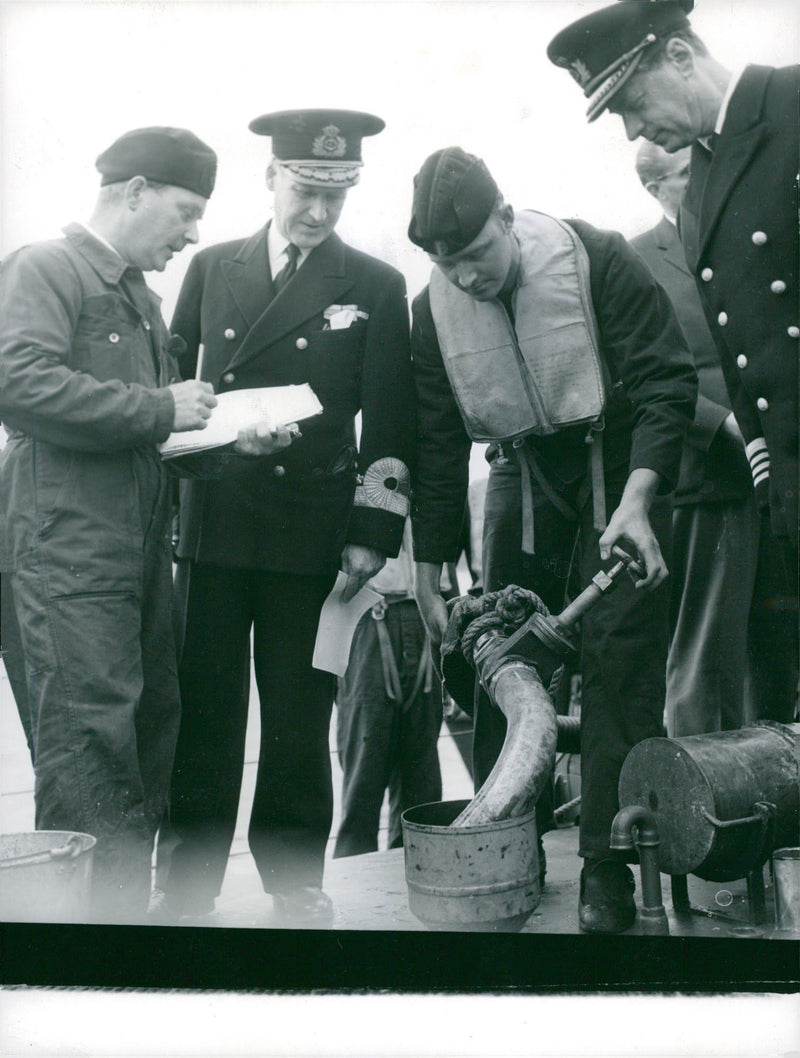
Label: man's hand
xmin=341 ymin=544 xmax=386 ymax=602
xmin=168 ymin=381 xmax=217 ymax=432
xmin=234 ymin=421 xmax=298 ymax=457
xmin=414 ymin=561 xmax=449 ymax=647
xmin=598 ymin=468 xmax=667 ymax=591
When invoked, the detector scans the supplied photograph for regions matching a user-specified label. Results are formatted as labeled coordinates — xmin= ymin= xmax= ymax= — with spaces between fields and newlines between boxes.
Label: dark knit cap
xmin=95 ymin=127 xmax=217 ymax=198
xmin=408 ymin=147 xmax=499 ymax=257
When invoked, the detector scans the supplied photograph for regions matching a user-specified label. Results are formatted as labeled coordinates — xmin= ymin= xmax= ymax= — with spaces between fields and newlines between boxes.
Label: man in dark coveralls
xmin=159 ymin=110 xmax=414 ymax=926
xmin=548 ymin=0 xmax=799 ymax=722
xmin=409 ymin=147 xmax=697 ymax=932
xmin=0 ymin=128 xmax=225 ymax=921
xmin=631 ymin=142 xmax=760 ymax=735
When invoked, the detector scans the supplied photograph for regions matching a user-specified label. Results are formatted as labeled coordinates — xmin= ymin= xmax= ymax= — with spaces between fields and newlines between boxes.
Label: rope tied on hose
xmin=441 ymin=584 xmax=564 ymax=700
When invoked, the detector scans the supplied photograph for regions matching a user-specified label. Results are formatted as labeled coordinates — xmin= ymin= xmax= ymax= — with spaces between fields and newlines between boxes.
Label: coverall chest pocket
xmin=72 ymin=294 xmax=152 ymax=385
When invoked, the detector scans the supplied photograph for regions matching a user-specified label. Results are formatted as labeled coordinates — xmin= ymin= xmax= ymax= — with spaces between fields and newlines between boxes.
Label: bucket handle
xmin=701 ymin=801 xmax=775 ymax=832
xmin=0 ymin=834 xmax=86 ymax=869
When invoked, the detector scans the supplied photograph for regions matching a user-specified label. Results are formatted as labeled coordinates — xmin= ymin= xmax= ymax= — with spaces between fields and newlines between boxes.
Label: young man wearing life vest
xmin=408 ymin=147 xmax=697 ymax=933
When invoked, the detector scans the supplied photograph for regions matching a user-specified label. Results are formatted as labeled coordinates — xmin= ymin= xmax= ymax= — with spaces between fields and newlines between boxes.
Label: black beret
xmin=547 ymin=1 xmax=695 ymax=122
xmin=249 ymin=108 xmax=385 ymax=187
xmin=95 ymin=127 xmax=217 ymax=198
xmin=408 ymin=147 xmax=499 ymax=257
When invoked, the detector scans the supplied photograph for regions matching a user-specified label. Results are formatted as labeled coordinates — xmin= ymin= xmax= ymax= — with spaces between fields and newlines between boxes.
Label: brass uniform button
xmin=751 ymin=231 xmax=768 ymax=245
xmin=224 ymin=328 xmax=236 ymax=340
xmin=273 ymin=465 xmax=286 ymax=477
xmin=717 ymin=312 xmax=728 ymax=326
xmin=700 ymin=267 xmax=713 ymax=282
xmin=756 ymin=398 xmax=769 ymax=412
xmin=296 ymin=337 xmax=309 ymax=350
xmin=736 ymin=355 xmax=748 ymax=369
xmin=771 ymin=280 xmax=787 ymax=295
xmin=222 ymin=372 xmax=235 ymax=384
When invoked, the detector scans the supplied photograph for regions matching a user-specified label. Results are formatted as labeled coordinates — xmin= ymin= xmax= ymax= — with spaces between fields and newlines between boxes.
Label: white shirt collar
xmin=662 ymin=210 xmax=678 ymax=227
xmin=267 ymin=220 xmax=309 ymax=278
xmin=714 ymin=66 xmax=746 ymax=135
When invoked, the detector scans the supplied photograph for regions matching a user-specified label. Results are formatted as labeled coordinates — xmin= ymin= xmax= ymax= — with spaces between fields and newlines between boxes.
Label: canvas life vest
xmin=429 ymin=209 xmax=607 ymax=443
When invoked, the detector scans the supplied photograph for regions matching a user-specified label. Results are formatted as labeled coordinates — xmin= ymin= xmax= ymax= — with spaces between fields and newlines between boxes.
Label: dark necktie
xmin=272 ymin=243 xmax=300 ymax=296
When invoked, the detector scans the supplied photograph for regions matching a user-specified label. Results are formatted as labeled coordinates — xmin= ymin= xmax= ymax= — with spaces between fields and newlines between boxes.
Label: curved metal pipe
xmin=452 ymin=658 xmax=557 ymax=827
xmin=610 ymin=804 xmax=669 ymax=933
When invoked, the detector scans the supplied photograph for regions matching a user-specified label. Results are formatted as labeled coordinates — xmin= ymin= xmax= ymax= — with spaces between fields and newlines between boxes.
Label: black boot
xmin=578 ymin=858 xmax=636 ymax=933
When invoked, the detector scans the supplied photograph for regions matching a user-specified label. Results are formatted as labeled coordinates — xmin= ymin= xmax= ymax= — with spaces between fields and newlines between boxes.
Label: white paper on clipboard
xmin=312 ymin=571 xmax=382 ymax=677
xmin=159 ymin=383 xmax=322 ymax=459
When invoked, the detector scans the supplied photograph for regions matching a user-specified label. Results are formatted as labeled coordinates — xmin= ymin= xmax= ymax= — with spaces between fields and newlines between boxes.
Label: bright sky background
xmin=1 ymin=0 xmax=798 ymax=322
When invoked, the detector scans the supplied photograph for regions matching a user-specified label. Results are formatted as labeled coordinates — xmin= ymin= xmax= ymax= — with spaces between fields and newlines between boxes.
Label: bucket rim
xmin=401 ymin=798 xmax=538 ymax=834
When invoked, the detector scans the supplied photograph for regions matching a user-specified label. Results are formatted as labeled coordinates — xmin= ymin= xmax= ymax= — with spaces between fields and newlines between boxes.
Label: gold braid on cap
xmin=586 ymin=32 xmax=657 ymax=118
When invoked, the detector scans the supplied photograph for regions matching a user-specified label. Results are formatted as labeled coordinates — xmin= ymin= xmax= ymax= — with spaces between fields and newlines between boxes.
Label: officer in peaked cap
xmin=249 ymin=108 xmax=385 ymax=187
xmin=155 ymin=108 xmax=414 ymax=927
xmin=408 ymin=144 xmax=697 ymax=933
xmin=549 ymin=2 xmax=800 ymax=726
xmin=547 ymin=1 xmax=695 ymax=123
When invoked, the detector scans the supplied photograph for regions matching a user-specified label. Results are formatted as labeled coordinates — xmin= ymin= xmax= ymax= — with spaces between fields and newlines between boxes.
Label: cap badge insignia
xmin=312 ymin=125 xmax=347 ymax=158
xmin=433 ymin=240 xmax=450 ymax=257
xmin=567 ymin=57 xmax=592 ymax=88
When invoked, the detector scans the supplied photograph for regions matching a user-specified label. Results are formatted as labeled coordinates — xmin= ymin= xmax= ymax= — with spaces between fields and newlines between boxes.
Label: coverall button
xmin=273 ymin=465 xmax=286 ymax=477
xmin=700 ymin=267 xmax=713 ymax=282
xmin=142 ymin=320 xmax=151 ymax=331
xmin=770 ymin=280 xmax=787 ymax=295
xmin=224 ymin=328 xmax=236 ymax=340
xmin=737 ymin=354 xmax=748 ymax=369
xmin=109 ymin=332 xmax=120 ymax=343
xmin=788 ymin=326 xmax=800 ymax=339
xmin=296 ymin=337 xmax=308 ymax=350
xmin=756 ymin=397 xmax=769 ymax=412
xmin=717 ymin=312 xmax=728 ymax=326
xmin=751 ymin=231 xmax=768 ymax=245
xmin=222 ymin=372 xmax=235 ymax=384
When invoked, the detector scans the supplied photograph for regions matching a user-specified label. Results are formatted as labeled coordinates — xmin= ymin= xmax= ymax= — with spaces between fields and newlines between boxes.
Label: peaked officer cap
xmin=96 ymin=127 xmax=217 ymax=198
xmin=249 ymin=108 xmax=385 ymax=188
xmin=408 ymin=147 xmax=499 ymax=257
xmin=547 ymin=1 xmax=695 ymax=122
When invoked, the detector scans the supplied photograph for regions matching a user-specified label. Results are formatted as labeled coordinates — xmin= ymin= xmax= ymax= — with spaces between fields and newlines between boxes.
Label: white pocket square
xmin=323 ymin=304 xmax=370 ymax=330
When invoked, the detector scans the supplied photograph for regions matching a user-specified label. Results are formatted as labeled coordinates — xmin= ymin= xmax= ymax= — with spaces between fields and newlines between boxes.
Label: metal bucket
xmin=618 ymin=722 xmax=799 ymax=882
xmin=401 ymin=799 xmax=541 ymax=931
xmin=773 ymin=848 xmax=800 ymax=932
xmin=0 ymin=831 xmax=96 ymax=922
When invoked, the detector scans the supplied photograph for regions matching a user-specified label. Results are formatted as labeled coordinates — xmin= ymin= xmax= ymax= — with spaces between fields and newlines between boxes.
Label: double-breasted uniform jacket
xmin=171 ymin=224 xmax=414 ymax=574
xmin=631 ymin=216 xmax=753 ymax=507
xmin=679 ymin=64 xmax=799 ymax=544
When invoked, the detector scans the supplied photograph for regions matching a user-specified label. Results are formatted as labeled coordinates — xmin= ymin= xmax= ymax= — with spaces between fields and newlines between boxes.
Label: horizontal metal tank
xmin=618 ymin=722 xmax=800 ymax=882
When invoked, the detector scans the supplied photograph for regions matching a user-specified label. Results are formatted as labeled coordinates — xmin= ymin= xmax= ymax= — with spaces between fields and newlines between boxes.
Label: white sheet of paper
xmin=312 ymin=571 xmax=382 ymax=677
xmin=159 ymin=384 xmax=322 ymax=458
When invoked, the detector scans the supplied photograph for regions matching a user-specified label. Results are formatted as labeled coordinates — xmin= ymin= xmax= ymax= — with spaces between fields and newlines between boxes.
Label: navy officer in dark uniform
xmin=409 ymin=147 xmax=697 ymax=932
xmin=158 ymin=110 xmax=414 ymax=926
xmin=548 ymin=0 xmax=798 ymax=723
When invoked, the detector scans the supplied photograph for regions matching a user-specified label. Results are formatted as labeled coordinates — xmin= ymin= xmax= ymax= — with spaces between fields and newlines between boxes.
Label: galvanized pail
xmin=0 ymin=831 xmax=96 ymax=922
xmin=401 ymin=799 xmax=541 ymax=931
xmin=773 ymin=848 xmax=800 ymax=932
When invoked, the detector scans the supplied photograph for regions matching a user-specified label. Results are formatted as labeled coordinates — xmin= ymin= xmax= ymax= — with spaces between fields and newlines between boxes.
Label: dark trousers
xmin=480 ymin=457 xmax=671 ymax=862
xmin=164 ymin=562 xmax=337 ymax=904
xmin=334 ymin=599 xmax=443 ymax=858
xmin=748 ymin=519 xmax=799 ymax=724
xmin=10 ymin=497 xmax=179 ymax=921
xmin=1 ymin=571 xmax=33 ymax=759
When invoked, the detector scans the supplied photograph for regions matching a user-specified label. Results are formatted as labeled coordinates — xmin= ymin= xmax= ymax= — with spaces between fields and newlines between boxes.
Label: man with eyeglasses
xmin=631 ymin=141 xmax=760 ymax=736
